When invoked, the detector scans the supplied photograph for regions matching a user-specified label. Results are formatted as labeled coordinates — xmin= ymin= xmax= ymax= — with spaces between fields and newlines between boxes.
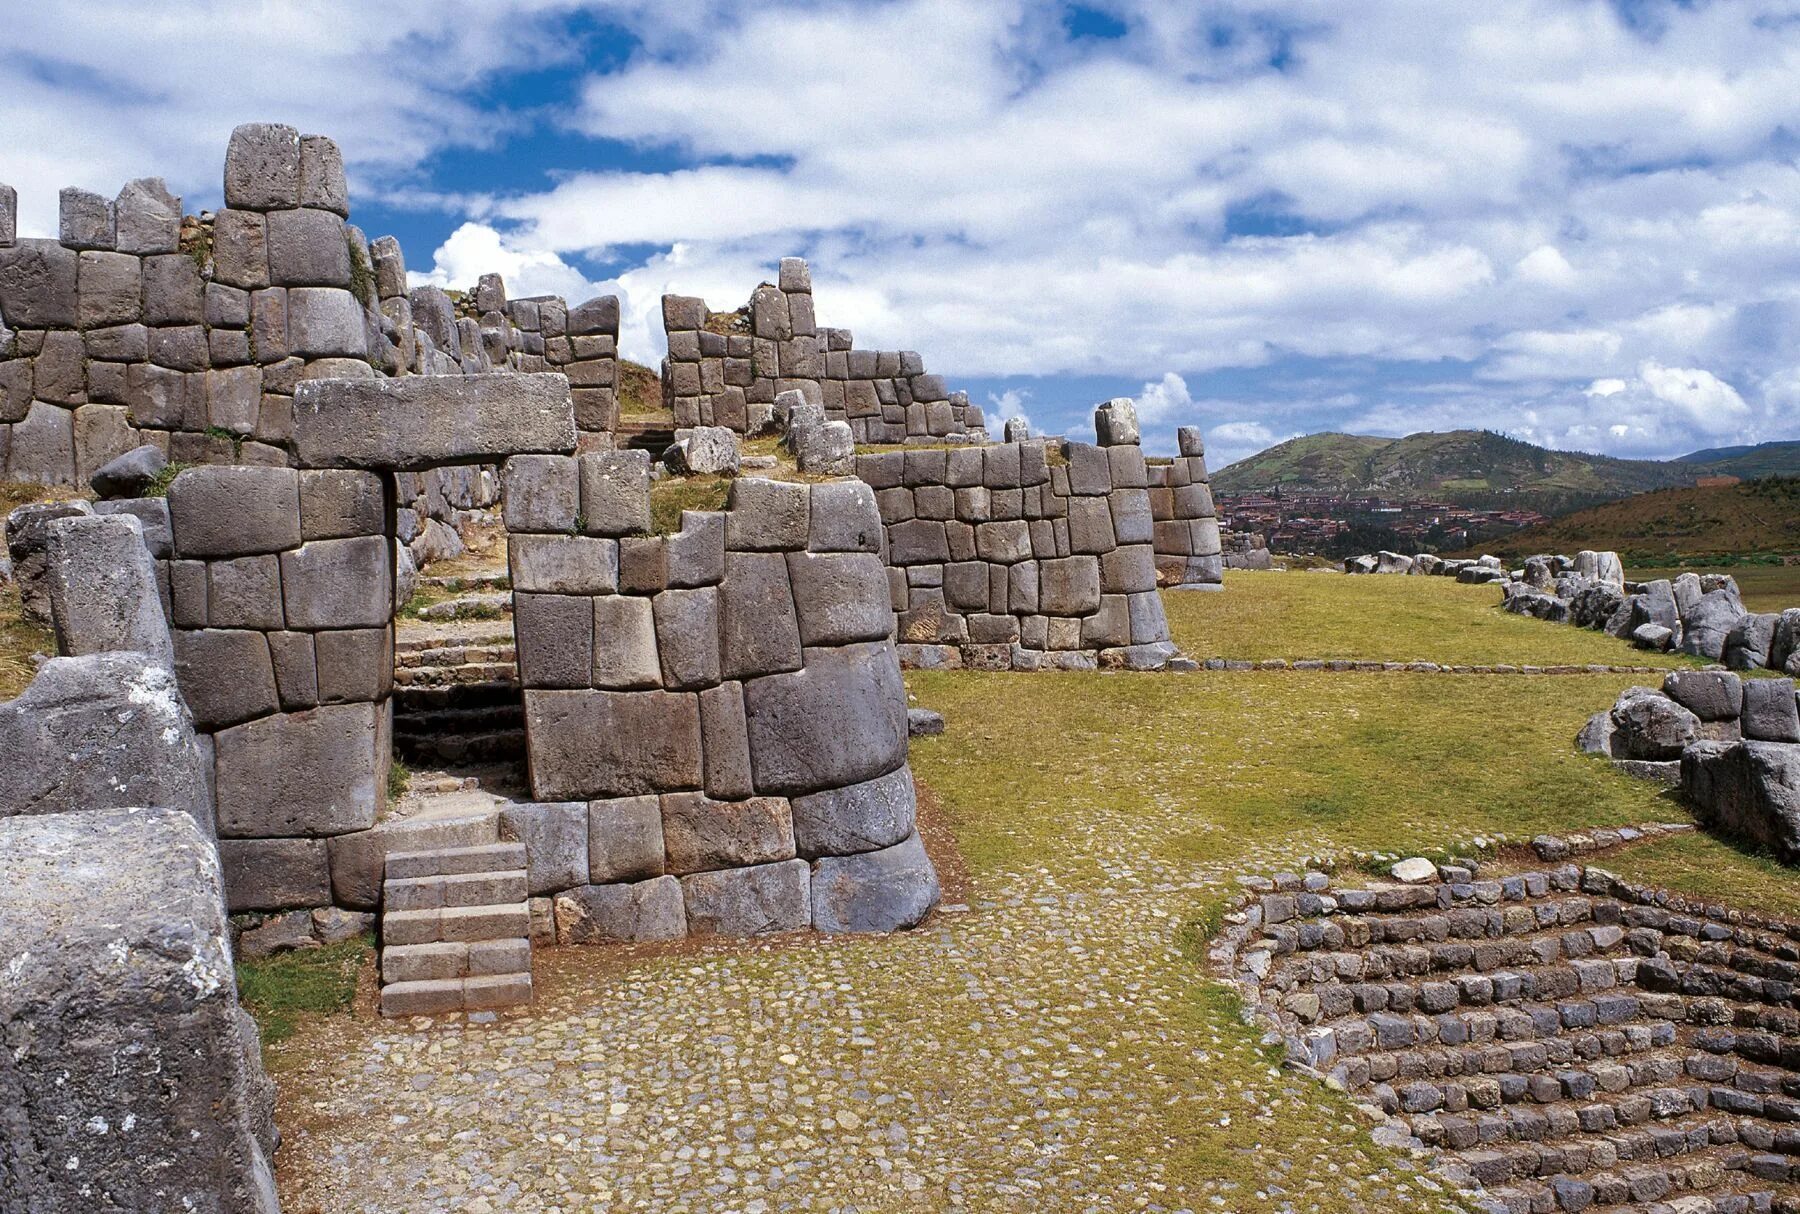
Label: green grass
xmin=1635 ymin=563 xmax=1800 ymax=614
xmin=236 ymin=934 xmax=371 ymax=1045
xmin=650 ymin=475 xmax=732 ymax=534
xmin=1163 ymin=569 xmax=1698 ymax=667
xmin=386 ymin=757 xmax=411 ymax=802
xmin=0 ymin=579 xmax=52 ymax=700
xmin=1592 ymin=829 xmax=1800 ymax=908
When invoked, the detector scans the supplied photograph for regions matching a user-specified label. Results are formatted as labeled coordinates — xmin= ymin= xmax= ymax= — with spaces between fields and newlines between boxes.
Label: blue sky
xmin=6 ymin=0 xmax=1800 ymax=465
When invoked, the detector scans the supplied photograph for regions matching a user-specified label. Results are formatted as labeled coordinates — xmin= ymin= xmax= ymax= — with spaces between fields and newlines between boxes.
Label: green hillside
xmin=1676 ymin=439 xmax=1800 ymax=479
xmin=1484 ymin=476 xmax=1800 ymax=563
xmin=1212 ymin=429 xmax=1696 ymax=511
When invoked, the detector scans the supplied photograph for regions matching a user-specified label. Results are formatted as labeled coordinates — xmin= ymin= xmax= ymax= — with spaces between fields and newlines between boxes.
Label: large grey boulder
xmin=554 ymin=875 xmax=686 ymax=943
xmin=1606 ymin=579 xmax=1679 ymax=641
xmin=811 ymin=832 xmax=940 ymax=933
xmin=1501 ymin=585 xmax=1569 ymax=623
xmin=1522 ymin=555 xmax=1554 ymax=588
xmin=663 ymin=426 xmax=740 ymax=476
xmin=1093 ymin=398 xmax=1140 ymax=447
xmin=0 ymin=652 xmax=213 ymax=833
xmin=1343 ymin=554 xmax=1377 ymax=575
xmin=1630 ymin=622 xmax=1674 ymax=650
xmin=5 ymin=499 xmax=93 ymax=626
xmin=1741 ymin=677 xmax=1800 ymax=743
xmin=0 ymin=807 xmax=278 ymax=1213
xmin=1374 ymin=551 xmax=1413 ymax=575
xmin=1683 ymin=740 xmax=1800 ymax=865
xmin=1772 ymin=608 xmax=1800 ymax=677
xmin=1661 ymin=670 xmax=1743 ymax=722
xmin=790 ymin=764 xmax=918 ymax=858
xmin=88 ymin=443 xmax=167 ymax=499
xmin=1675 ymin=589 xmax=1744 ymax=661
xmin=742 ymin=641 xmax=909 ymax=796
xmin=1610 ymin=687 xmax=1699 ymax=761
xmin=1576 ymin=710 xmax=1617 ymax=757
xmin=45 ymin=513 xmax=173 ymax=664
xmin=293 ymin=372 xmax=576 ymax=470
xmin=791 ymin=420 xmax=855 ymax=476
xmin=1724 ymin=612 xmax=1778 ymax=671
xmin=1573 ymin=550 xmax=1624 ymax=588
xmin=680 ymin=858 xmax=811 ymax=936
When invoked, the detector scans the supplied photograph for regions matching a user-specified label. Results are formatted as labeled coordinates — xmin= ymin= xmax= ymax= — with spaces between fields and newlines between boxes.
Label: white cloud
xmin=985 ymin=388 xmax=1033 ymax=437
xmin=410 ymin=222 xmax=607 ymax=309
xmin=1134 ymin=373 xmax=1195 ymax=423
xmin=1636 ymin=360 xmax=1753 ymax=434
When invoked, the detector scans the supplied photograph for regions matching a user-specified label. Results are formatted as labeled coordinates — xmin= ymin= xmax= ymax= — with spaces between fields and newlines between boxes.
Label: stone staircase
xmin=392 ymin=627 xmax=523 ymax=768
xmin=378 ymin=840 xmax=533 ymax=1017
xmin=616 ymin=417 xmax=676 ymax=454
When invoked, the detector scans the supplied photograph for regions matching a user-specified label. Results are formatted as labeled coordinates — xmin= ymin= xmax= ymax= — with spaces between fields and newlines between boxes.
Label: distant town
xmin=1217 ymin=488 xmax=1552 ymax=556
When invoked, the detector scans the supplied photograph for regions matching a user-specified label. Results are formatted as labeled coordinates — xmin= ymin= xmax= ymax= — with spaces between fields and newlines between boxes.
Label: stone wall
xmin=1147 ymin=424 xmax=1224 ymax=588
xmin=0 ymin=123 xmax=620 ymax=570
xmin=859 ymin=412 xmax=1181 ymax=671
xmin=660 ymin=257 xmax=986 ymax=443
xmin=158 ymin=464 xmax=396 ymax=911
xmin=502 ymin=452 xmax=940 ymax=938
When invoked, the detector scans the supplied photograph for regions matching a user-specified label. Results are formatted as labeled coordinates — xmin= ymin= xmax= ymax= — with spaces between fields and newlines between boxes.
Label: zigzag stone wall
xmin=501 ymin=451 xmax=940 ymax=938
xmin=660 ymin=257 xmax=986 ymax=443
xmin=859 ymin=426 xmax=1181 ymax=671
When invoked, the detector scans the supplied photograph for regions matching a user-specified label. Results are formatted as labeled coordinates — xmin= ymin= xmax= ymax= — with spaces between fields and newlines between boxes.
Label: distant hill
xmin=1673 ymin=440 xmax=1800 ymax=480
xmin=1211 ymin=429 xmax=1702 ymax=514
xmin=1482 ymin=477 xmax=1800 ymax=562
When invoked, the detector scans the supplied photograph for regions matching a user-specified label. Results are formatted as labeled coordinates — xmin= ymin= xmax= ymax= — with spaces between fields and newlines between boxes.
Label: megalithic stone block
xmin=0 ymin=807 xmax=280 ymax=1214
xmin=294 ymin=372 xmax=576 ymax=471
xmin=44 ymin=513 xmax=173 ymax=664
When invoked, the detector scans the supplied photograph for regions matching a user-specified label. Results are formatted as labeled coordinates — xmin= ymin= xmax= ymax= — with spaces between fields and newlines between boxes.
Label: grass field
xmin=1635 ymin=562 xmax=1800 ymax=614
xmin=1163 ymin=569 xmax=1698 ymax=667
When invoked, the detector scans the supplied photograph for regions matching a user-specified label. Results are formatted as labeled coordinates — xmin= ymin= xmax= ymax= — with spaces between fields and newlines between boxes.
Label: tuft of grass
xmin=651 ymin=475 xmax=733 ymax=534
xmin=236 ymin=934 xmax=371 ymax=1046
xmin=1164 ymin=569 xmax=1700 ymax=668
xmin=145 ymin=461 xmax=189 ymax=498
xmin=386 ymin=757 xmax=411 ymax=802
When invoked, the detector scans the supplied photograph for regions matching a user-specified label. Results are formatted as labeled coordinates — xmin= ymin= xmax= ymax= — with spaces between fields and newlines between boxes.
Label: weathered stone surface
xmin=510 ymin=533 xmax=619 ymax=595
xmin=93 ymin=496 xmax=171 ymax=559
xmin=267 ymin=206 xmax=351 ymax=287
xmin=1039 ymin=555 xmax=1102 ymax=616
xmin=1573 ymin=549 xmax=1624 ymax=588
xmin=1661 ymin=669 xmax=1743 ymax=721
xmin=298 ymin=468 xmax=385 ymax=540
xmin=555 ymin=876 xmax=686 ymax=944
xmin=325 ymin=808 xmax=496 ymax=911
xmin=1611 ymin=687 xmax=1699 ymax=760
xmin=525 ymin=689 xmax=702 ymax=800
xmin=720 ymin=551 xmax=803 ymax=680
xmin=314 ymin=628 xmax=390 ymax=704
xmin=792 ymin=420 xmax=855 ymax=475
xmin=1676 ymin=588 xmax=1744 ymax=661
xmin=664 ymin=426 xmax=740 ymax=475
xmin=500 ymin=800 xmax=589 ymax=894
xmin=587 ymin=794 xmax=665 ymax=884
xmin=725 ymin=477 xmax=811 ymax=551
xmin=0 ymin=807 xmax=278 ymax=1214
xmin=515 ymin=593 xmax=593 ymax=689
xmin=578 ymin=449 xmax=652 ymax=535
xmin=1576 ymin=709 xmax=1617 ymax=756
xmin=501 ymin=454 xmax=579 ymax=533
xmin=1725 ymin=612 xmax=1778 ymax=671
xmin=786 ymin=551 xmax=892 ymax=646
xmin=169 ymin=466 xmax=302 ymax=557
xmin=593 ymin=593 xmax=662 ymax=688
xmin=218 ymin=836 xmax=332 ymax=911
xmin=650 ymin=587 xmax=718 ymax=690
xmin=661 ymin=792 xmax=796 ymax=873
xmin=790 ymin=764 xmax=917 ymax=858
xmin=45 ymin=513 xmax=172 ymax=663
xmin=0 ymin=652 xmax=213 ymax=831
xmin=907 ymin=707 xmax=945 ymax=737
xmin=213 ymin=702 xmax=381 ymax=837
xmin=225 ymin=122 xmax=302 ymax=209
xmin=89 ymin=443 xmax=166 ymax=499
xmin=1684 ymin=740 xmax=1800 ymax=864
xmin=280 ymin=535 xmax=391 ymax=629
xmin=294 ymin=372 xmax=575 ymax=470
xmin=743 ymin=641 xmax=909 ymax=796
xmin=114 ymin=176 xmax=181 ymax=255
xmin=1093 ymin=398 xmax=1140 ymax=446
xmin=811 ymin=832 xmax=940 ymax=934
xmin=680 ymin=858 xmax=811 ymax=936
xmin=1742 ymin=677 xmax=1800 ymax=743
xmin=666 ymin=510 xmax=725 ymax=587
xmin=0 ymin=238 xmax=78 ymax=328
xmin=1390 ymin=857 xmax=1437 ymax=884
xmin=6 ymin=499 xmax=92 ymax=624
xmin=1773 ymin=608 xmax=1800 ymax=676
xmin=808 ymin=479 xmax=883 ymax=553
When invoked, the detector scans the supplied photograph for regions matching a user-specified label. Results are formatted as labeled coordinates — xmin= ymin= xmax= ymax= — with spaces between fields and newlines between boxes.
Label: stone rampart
xmin=858 ymin=408 xmax=1180 ymax=671
xmin=1147 ymin=423 xmax=1224 ymax=588
xmin=660 ymin=257 xmax=986 ymax=443
xmin=501 ymin=452 xmax=940 ymax=938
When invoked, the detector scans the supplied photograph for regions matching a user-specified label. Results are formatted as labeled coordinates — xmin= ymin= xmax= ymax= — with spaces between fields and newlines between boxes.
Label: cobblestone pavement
xmin=273 ymin=830 xmax=1461 ymax=1213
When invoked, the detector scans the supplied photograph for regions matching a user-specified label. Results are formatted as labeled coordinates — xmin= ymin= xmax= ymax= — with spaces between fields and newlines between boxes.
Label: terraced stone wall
xmin=857 ymin=429 xmax=1181 ymax=671
xmin=502 ymin=451 xmax=940 ymax=939
xmin=1216 ymin=860 xmax=1800 ymax=1213
xmin=0 ymin=123 xmax=620 ymax=569
xmin=660 ymin=257 xmax=986 ymax=443
xmin=1147 ymin=424 xmax=1224 ymax=589
xmin=157 ymin=464 xmax=396 ymax=913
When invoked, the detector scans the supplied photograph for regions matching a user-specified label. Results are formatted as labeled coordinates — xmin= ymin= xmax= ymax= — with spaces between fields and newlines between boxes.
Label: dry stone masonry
xmin=863 ymin=400 xmax=1184 ymax=671
xmin=502 ymin=450 xmax=941 ymax=943
xmin=1216 ymin=859 xmax=1800 ymax=1214
xmin=660 ymin=257 xmax=987 ymax=443
xmin=1146 ymin=422 xmax=1225 ymax=589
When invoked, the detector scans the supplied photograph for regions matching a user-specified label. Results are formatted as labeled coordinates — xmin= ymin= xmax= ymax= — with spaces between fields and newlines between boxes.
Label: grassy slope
xmin=617 ymin=358 xmax=666 ymax=420
xmin=1163 ymin=569 xmax=1698 ymax=667
xmin=1485 ymin=477 xmax=1800 ymax=564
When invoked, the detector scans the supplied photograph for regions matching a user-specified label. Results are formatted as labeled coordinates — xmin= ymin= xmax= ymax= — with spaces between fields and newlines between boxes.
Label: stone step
xmin=380 ymin=938 xmax=531 ymax=984
xmin=394 ymin=632 xmax=514 ymax=656
xmin=393 ymin=644 xmax=519 ymax=670
xmin=385 ymin=868 xmax=529 ymax=911
xmin=415 ymin=594 xmax=512 ymax=622
xmin=392 ymin=662 xmax=520 ymax=688
xmin=385 ymin=841 xmax=526 ymax=880
xmin=379 ymin=972 xmax=533 ymax=1017
xmin=1358 ymin=1030 xmax=1678 ymax=1092
xmin=381 ymin=901 xmax=532 ymax=946
xmin=419 ymin=570 xmax=510 ymax=593
xmin=1469 ymin=1137 xmax=1786 ymax=1193
xmin=394 ymin=729 xmax=527 ymax=767
xmin=393 ymin=704 xmax=525 ymax=732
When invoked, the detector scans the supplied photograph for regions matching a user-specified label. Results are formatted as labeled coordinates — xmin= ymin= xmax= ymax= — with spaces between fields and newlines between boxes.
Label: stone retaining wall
xmin=1146 ymin=424 xmax=1223 ymax=588
xmin=660 ymin=257 xmax=986 ymax=443
xmin=0 ymin=124 xmax=620 ymax=571
xmin=501 ymin=451 xmax=940 ymax=938
xmin=1213 ymin=856 xmax=1800 ymax=1212
xmin=859 ymin=411 xmax=1181 ymax=671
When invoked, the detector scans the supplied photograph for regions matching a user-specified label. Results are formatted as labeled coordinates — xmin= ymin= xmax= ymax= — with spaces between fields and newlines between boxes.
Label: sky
xmin=5 ymin=0 xmax=1800 ymax=466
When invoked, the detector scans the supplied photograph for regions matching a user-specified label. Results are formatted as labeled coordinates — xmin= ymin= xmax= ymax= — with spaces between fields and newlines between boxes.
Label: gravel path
xmin=273 ymin=827 xmax=1458 ymax=1213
